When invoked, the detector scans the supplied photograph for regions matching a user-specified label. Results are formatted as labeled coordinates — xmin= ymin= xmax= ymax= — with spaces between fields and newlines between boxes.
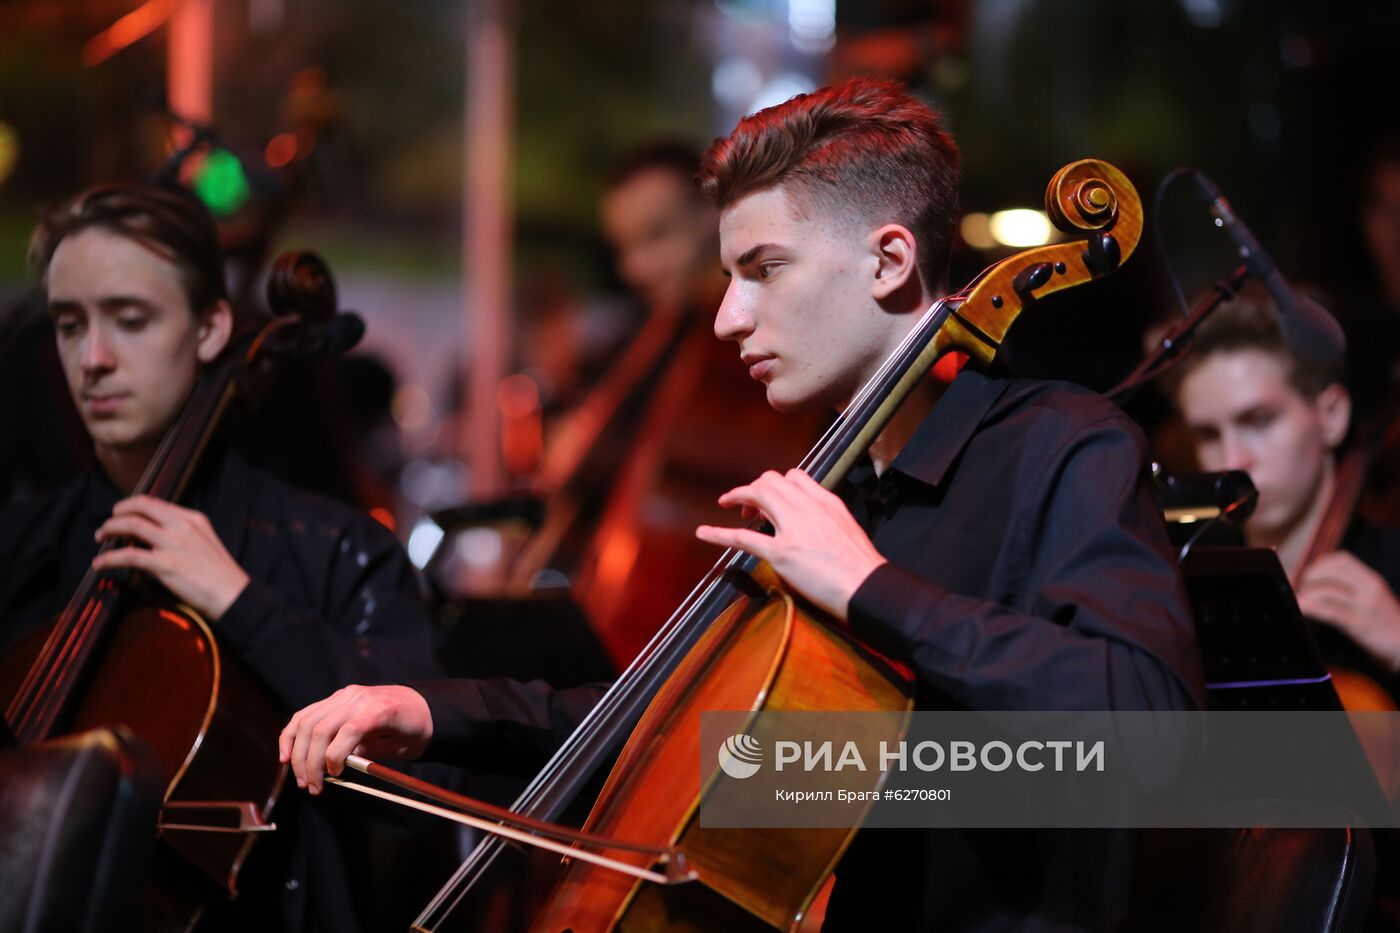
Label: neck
xmin=1248 ymin=459 xmax=1337 ymax=582
xmin=864 ymin=291 xmax=947 ymax=475
xmin=95 ymin=443 xmax=156 ymax=497
xmin=868 ymin=377 xmax=944 ymax=475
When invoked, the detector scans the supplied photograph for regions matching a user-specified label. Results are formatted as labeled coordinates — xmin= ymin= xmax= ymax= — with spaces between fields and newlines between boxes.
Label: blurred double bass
xmin=361 ymin=159 xmax=1143 ymax=931
xmin=443 ymin=267 xmax=823 ymax=678
xmin=0 ymin=253 xmax=356 ymax=925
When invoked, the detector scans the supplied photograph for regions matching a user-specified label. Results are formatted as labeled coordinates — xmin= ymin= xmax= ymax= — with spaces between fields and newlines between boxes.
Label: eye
xmin=53 ymin=314 xmax=83 ymax=337
xmin=116 ymin=313 xmax=149 ymax=332
xmin=1190 ymin=425 xmax=1220 ymax=444
xmin=757 ymin=261 xmax=782 ymax=280
xmin=1240 ymin=410 xmax=1276 ymax=430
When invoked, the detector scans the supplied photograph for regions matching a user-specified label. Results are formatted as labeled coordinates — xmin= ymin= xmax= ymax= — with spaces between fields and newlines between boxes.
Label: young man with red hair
xmin=282 ymin=78 xmax=1204 ymax=930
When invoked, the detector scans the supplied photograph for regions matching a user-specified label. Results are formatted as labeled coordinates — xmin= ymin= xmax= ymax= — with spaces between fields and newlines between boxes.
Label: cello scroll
xmin=935 ymin=158 xmax=1144 ymax=369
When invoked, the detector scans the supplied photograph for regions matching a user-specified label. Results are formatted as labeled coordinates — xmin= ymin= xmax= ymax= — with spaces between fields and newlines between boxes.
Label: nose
xmin=713 ymin=280 xmax=752 ymax=343
xmin=79 ymin=325 xmax=116 ymax=374
xmin=1217 ymin=432 xmax=1253 ymax=473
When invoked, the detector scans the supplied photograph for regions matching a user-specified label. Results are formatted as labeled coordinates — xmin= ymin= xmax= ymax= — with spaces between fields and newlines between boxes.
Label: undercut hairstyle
xmin=29 ymin=181 xmax=228 ymax=315
xmin=1163 ymin=281 xmax=1347 ymax=402
xmin=697 ymin=77 xmax=961 ymax=291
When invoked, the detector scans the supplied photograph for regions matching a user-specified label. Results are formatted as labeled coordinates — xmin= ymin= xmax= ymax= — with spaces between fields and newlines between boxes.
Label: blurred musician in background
xmin=487 ymin=142 xmax=821 ymax=670
xmin=1165 ymin=286 xmax=1400 ymax=700
xmin=1336 ymin=138 xmax=1400 ymax=527
xmin=600 ymin=141 xmax=727 ymax=320
xmin=0 ymin=182 xmax=444 ymax=931
xmin=1343 ymin=137 xmax=1400 ymax=422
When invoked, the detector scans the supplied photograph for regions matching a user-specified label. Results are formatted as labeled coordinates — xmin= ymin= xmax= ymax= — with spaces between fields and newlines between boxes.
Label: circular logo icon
xmin=718 ymin=733 xmax=763 ymax=779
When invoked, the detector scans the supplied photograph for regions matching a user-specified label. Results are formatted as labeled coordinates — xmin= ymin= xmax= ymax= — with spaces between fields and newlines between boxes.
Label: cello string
xmin=416 ymin=293 xmax=972 ymax=924
xmin=574 ymin=236 xmax=1065 ymax=792
xmin=417 ymin=290 xmax=972 ymax=923
xmin=561 ymin=286 xmax=972 ymax=699
xmin=492 ymin=293 xmax=964 ymax=784
xmin=8 ymin=354 xmax=220 ymax=736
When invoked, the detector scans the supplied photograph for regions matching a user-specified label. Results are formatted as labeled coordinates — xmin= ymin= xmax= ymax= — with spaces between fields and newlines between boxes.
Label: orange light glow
xmin=265 ymin=132 xmax=298 ymax=168
xmin=496 ymin=373 xmax=541 ymax=419
xmin=82 ymin=0 xmax=174 ymax=67
xmin=932 ymin=351 xmax=968 ymax=384
xmin=369 ymin=507 xmax=396 ymax=532
xmin=167 ymin=0 xmax=214 ymax=132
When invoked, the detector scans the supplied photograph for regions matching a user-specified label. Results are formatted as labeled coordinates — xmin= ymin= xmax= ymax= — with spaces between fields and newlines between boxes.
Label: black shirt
xmin=1310 ymin=520 xmax=1400 ymax=703
xmin=826 ymin=368 xmax=1204 ymax=932
xmin=841 ymin=368 xmax=1203 ymax=715
xmin=0 ymin=447 xmax=444 ymax=932
xmin=413 ymin=369 xmax=1206 ymax=931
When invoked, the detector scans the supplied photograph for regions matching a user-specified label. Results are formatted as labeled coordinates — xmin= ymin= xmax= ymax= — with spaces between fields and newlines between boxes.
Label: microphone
xmin=1192 ymin=170 xmax=1346 ymax=365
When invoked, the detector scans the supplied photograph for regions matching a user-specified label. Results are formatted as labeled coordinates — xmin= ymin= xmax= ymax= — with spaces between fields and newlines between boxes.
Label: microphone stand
xmin=1109 ymin=263 xmax=1252 ymax=405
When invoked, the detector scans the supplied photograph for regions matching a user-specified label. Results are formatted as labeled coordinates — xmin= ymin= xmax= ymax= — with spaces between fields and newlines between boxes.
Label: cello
xmin=331 ymin=159 xmax=1144 ymax=931
xmin=1296 ymin=401 xmax=1400 ymax=714
xmin=0 ymin=252 xmax=354 ymax=923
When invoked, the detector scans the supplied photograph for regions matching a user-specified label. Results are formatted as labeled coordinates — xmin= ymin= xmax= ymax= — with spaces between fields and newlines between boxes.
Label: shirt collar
xmin=885 ymin=367 xmax=1010 ymax=489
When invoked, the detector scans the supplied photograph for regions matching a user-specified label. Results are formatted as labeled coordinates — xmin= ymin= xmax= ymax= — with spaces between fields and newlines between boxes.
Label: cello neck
xmin=5 ymin=350 xmax=244 ymax=744
xmin=6 ymin=248 xmax=345 ymax=744
xmin=1298 ymin=399 xmax=1400 ymax=573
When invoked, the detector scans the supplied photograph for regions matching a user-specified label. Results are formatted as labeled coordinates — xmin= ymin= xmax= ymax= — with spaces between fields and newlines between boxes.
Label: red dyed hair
xmin=698 ymin=77 xmax=961 ymax=291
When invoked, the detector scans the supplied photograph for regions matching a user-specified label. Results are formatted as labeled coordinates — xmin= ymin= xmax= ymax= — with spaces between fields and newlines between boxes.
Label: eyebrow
xmin=47 ymin=295 xmax=160 ymax=315
xmin=1185 ymin=403 xmax=1274 ymax=431
xmin=722 ymin=242 xmax=783 ymax=275
xmin=1232 ymin=404 xmax=1276 ymax=420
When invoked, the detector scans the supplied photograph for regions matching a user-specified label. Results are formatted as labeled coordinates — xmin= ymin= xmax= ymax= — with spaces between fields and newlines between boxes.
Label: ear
xmin=1314 ymin=382 xmax=1352 ymax=450
xmin=868 ymin=224 xmax=919 ymax=301
xmin=196 ymin=299 xmax=234 ymax=364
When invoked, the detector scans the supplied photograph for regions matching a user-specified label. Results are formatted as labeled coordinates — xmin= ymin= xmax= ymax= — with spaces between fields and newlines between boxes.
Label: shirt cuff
xmin=215 ymin=577 xmax=280 ymax=651
xmin=408 ymin=679 xmax=496 ymax=759
xmin=847 ymin=561 xmax=952 ymax=660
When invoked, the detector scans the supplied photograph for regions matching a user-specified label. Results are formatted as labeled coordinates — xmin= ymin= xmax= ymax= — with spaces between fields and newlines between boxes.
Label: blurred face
xmin=601 ymin=167 xmax=717 ymax=312
xmin=1176 ymin=349 xmax=1348 ymax=540
xmin=1363 ymin=161 xmax=1400 ymax=306
xmin=46 ymin=227 xmax=228 ymax=461
xmin=714 ymin=185 xmax=904 ymax=412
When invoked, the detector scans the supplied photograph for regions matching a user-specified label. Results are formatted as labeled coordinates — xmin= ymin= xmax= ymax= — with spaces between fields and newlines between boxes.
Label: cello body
xmin=407 ymin=160 xmax=1145 ymax=933
xmin=0 ymin=253 xmax=348 ymax=927
xmin=0 ymin=602 xmax=284 ymax=896
xmin=530 ymin=568 xmax=912 ymax=932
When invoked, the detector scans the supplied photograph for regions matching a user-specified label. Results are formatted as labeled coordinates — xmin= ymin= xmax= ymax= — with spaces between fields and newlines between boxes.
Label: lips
xmin=741 ymin=353 xmax=775 ymax=381
xmin=83 ymin=393 xmax=128 ymax=415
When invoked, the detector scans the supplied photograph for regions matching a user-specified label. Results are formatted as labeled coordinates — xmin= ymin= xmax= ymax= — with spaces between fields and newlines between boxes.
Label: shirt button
xmin=285 ymin=878 xmax=301 ymax=891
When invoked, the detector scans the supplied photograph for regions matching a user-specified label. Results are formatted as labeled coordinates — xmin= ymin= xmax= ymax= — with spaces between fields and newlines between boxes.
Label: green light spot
xmin=193 ymin=148 xmax=250 ymax=217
